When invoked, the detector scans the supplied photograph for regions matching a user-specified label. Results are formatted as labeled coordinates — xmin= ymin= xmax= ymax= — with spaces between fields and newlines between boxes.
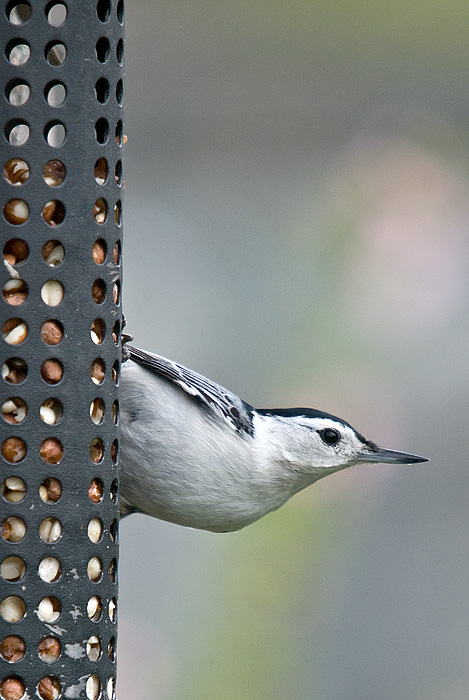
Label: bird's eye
xmin=319 ymin=428 xmax=340 ymax=445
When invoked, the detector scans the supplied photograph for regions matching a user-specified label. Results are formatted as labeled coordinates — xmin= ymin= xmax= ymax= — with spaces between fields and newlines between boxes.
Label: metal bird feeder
xmin=0 ymin=0 xmax=123 ymax=697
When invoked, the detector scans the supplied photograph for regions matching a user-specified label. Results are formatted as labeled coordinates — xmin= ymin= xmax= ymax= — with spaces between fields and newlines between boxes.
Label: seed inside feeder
xmin=92 ymin=239 xmax=106 ymax=264
xmin=1 ymin=397 xmax=27 ymax=424
xmin=39 ymin=478 xmax=62 ymax=504
xmin=39 ymin=518 xmax=62 ymax=544
xmin=42 ymin=200 xmax=65 ymax=226
xmin=86 ymin=635 xmax=101 ymax=661
xmin=2 ymin=357 xmax=27 ymax=385
xmin=88 ymin=478 xmax=103 ymax=503
xmin=1 ymin=437 xmax=26 ymax=463
xmin=2 ymin=318 xmax=28 ymax=345
xmin=87 ymin=596 xmax=102 ymax=622
xmin=113 ymin=240 xmax=121 ymax=265
xmin=90 ymin=318 xmax=105 ymax=344
xmin=2 ymin=279 xmax=28 ymax=306
xmin=1 ymin=517 xmax=26 ymax=543
xmin=94 ymin=157 xmax=108 ymax=185
xmin=110 ymin=440 xmax=118 ymax=464
xmin=90 ymin=358 xmax=105 ymax=385
xmin=87 ymin=518 xmax=102 ymax=543
xmin=112 ymin=361 xmax=119 ymax=385
xmin=38 ymin=557 xmax=61 ymax=583
xmin=37 ymin=596 xmax=61 ymax=623
xmin=108 ymin=637 xmax=116 ymax=662
xmin=91 ymin=279 xmax=106 ymax=304
xmin=1 ymin=477 xmax=26 ymax=503
xmin=0 ymin=596 xmax=25 ymax=622
xmin=90 ymin=398 xmax=104 ymax=425
xmin=3 ymin=198 xmax=29 ymax=225
xmin=86 ymin=674 xmax=100 ymax=700
xmin=93 ymin=198 xmax=107 ymax=224
xmin=38 ymin=636 xmax=61 ymax=664
xmin=40 ymin=398 xmax=63 ymax=425
xmin=41 ymin=320 xmax=63 ymax=346
xmin=38 ymin=675 xmax=61 ymax=700
xmin=40 ymin=359 xmax=63 ymax=385
xmin=3 ymin=159 xmax=30 ymax=186
xmin=0 ymin=635 xmax=26 ymax=662
xmin=109 ymin=558 xmax=117 ymax=584
xmin=43 ymin=160 xmax=66 ymax=187
xmin=89 ymin=438 xmax=104 ymax=464
xmin=40 ymin=438 xmax=63 ymax=464
xmin=41 ymin=280 xmax=64 ymax=306
xmin=0 ymin=677 xmax=25 ymax=700
xmin=42 ymin=240 xmax=65 ymax=266
xmin=87 ymin=557 xmax=102 ymax=582
xmin=1 ymin=556 xmax=25 ymax=582
xmin=3 ymin=239 xmax=29 ymax=265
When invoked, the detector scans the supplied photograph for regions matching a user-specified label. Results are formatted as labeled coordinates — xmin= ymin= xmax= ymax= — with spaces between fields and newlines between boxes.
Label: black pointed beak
xmin=359 ymin=447 xmax=429 ymax=465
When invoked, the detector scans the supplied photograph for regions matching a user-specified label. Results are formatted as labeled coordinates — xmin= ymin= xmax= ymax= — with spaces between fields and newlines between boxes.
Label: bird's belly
xmin=119 ymin=420 xmax=279 ymax=532
xmin=121 ymin=455 xmax=274 ymax=532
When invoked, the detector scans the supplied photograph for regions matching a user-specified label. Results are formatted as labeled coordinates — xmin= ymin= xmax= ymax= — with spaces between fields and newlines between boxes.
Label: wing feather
xmin=126 ymin=345 xmax=254 ymax=436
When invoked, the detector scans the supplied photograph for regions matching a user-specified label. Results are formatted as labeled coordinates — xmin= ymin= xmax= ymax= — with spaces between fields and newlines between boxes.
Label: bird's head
xmin=256 ymin=408 xmax=428 ymax=482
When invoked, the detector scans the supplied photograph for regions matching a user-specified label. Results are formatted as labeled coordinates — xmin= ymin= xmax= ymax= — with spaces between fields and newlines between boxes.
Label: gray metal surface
xmin=0 ymin=1 xmax=123 ymax=697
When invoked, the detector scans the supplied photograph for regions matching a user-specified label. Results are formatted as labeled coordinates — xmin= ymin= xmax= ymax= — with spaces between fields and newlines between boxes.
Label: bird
xmin=119 ymin=344 xmax=428 ymax=533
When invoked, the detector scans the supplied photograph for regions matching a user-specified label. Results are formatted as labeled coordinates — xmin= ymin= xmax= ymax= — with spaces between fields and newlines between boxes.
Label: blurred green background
xmin=118 ymin=2 xmax=469 ymax=699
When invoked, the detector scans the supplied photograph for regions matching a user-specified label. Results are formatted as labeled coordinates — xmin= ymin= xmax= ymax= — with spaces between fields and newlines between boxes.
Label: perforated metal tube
xmin=0 ymin=1 xmax=123 ymax=697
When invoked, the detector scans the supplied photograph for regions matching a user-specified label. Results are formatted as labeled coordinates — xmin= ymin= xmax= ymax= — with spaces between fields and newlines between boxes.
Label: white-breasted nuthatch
xmin=119 ymin=344 xmax=428 ymax=532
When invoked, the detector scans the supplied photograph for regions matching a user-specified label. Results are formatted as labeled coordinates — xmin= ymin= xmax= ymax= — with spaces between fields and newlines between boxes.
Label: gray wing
xmin=126 ymin=345 xmax=254 ymax=436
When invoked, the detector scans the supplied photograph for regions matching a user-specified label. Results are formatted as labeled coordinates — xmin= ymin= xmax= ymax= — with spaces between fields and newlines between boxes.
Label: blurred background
xmin=118 ymin=2 xmax=469 ymax=699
